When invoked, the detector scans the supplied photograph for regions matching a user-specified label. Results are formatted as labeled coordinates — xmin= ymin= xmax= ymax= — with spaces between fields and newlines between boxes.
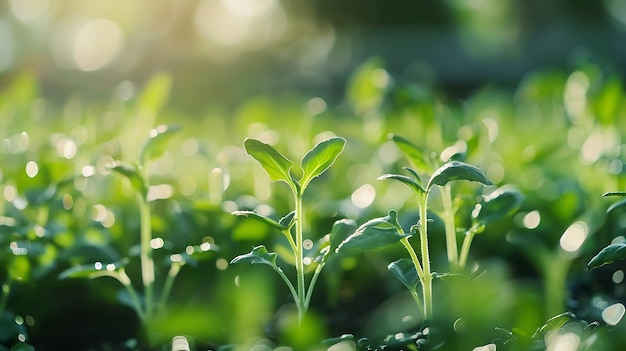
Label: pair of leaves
xmin=379 ymin=161 xmax=493 ymax=196
xmin=110 ymin=124 xmax=180 ymax=195
xmin=243 ymin=137 xmax=346 ymax=193
xmin=230 ymin=218 xmax=359 ymax=269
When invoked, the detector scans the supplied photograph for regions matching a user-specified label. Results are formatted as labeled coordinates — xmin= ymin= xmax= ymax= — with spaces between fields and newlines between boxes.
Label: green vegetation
xmin=1 ymin=58 xmax=626 ymax=351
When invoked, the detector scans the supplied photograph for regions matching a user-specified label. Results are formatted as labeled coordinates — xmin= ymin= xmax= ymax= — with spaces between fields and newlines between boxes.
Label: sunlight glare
xmin=602 ymin=303 xmax=625 ymax=326
xmin=73 ymin=19 xmax=124 ymax=71
xmin=559 ymin=221 xmax=587 ymax=253
xmin=351 ymin=184 xmax=376 ymax=209
xmin=522 ymin=210 xmax=540 ymax=229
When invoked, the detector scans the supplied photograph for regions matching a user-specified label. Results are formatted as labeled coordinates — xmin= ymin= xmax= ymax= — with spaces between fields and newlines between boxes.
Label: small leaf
xmin=390 ymin=135 xmax=431 ymax=173
xmin=388 ymin=258 xmax=419 ymax=293
xmin=427 ymin=161 xmax=493 ymax=190
xmin=244 ymin=138 xmax=294 ymax=185
xmin=136 ymin=72 xmax=172 ymax=118
xmin=587 ymin=243 xmax=626 ymax=270
xmin=471 ymin=186 xmax=524 ymax=227
xmin=232 ymin=210 xmax=287 ymax=231
xmin=378 ymin=174 xmax=425 ymax=195
xmin=328 ymin=219 xmax=358 ymax=256
xmin=110 ymin=162 xmax=146 ymax=194
xmin=140 ymin=124 xmax=181 ymax=164
xmin=59 ymin=259 xmax=129 ymax=279
xmin=321 ymin=334 xmax=355 ymax=347
xmin=230 ymin=245 xmax=278 ymax=270
xmin=300 ymin=137 xmax=346 ymax=190
xmin=336 ymin=211 xmax=409 ymax=254
xmin=607 ymin=198 xmax=626 ymax=215
xmin=532 ymin=312 xmax=576 ymax=339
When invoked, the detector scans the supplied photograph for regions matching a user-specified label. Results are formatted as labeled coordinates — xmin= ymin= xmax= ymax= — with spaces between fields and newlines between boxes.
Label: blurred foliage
xmin=1 ymin=1 xmax=626 ymax=349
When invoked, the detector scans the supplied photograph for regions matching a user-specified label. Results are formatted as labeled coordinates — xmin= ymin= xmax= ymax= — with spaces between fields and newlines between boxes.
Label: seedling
xmin=59 ymin=125 xmax=217 ymax=344
xmin=231 ymin=136 xmax=347 ymax=322
xmin=337 ymin=135 xmax=522 ymax=320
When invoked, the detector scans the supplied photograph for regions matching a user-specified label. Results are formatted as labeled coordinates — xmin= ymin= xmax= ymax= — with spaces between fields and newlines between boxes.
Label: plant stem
xmin=440 ymin=185 xmax=459 ymax=270
xmin=139 ymin=194 xmax=155 ymax=319
xmin=158 ymin=261 xmax=183 ymax=314
xmin=294 ymin=193 xmax=306 ymax=322
xmin=400 ymin=237 xmax=425 ymax=281
xmin=304 ymin=263 xmax=324 ymax=310
xmin=276 ymin=267 xmax=300 ymax=307
xmin=458 ymin=231 xmax=476 ymax=269
xmin=418 ymin=195 xmax=433 ymax=320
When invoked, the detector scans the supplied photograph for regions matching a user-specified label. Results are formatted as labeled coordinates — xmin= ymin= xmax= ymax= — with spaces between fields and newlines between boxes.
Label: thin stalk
xmin=94 ymin=269 xmax=147 ymax=322
xmin=138 ymin=194 xmax=155 ymax=319
xmin=294 ymin=193 xmax=306 ymax=322
xmin=400 ymin=237 xmax=425 ymax=281
xmin=276 ymin=267 xmax=300 ymax=307
xmin=545 ymin=253 xmax=571 ymax=318
xmin=304 ymin=263 xmax=324 ymax=310
xmin=282 ymin=229 xmax=298 ymax=254
xmin=440 ymin=185 xmax=459 ymax=270
xmin=158 ymin=261 xmax=184 ymax=314
xmin=418 ymin=195 xmax=433 ymax=320
xmin=458 ymin=231 xmax=476 ymax=269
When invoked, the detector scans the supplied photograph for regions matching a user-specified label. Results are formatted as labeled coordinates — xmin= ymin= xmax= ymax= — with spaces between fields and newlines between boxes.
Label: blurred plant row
xmin=1 ymin=59 xmax=626 ymax=350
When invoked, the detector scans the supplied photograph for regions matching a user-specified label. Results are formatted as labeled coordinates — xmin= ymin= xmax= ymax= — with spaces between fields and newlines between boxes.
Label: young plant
xmin=59 ymin=125 xmax=217 ymax=344
xmin=231 ymin=136 xmax=347 ymax=322
xmin=337 ymin=135 xmax=522 ymax=320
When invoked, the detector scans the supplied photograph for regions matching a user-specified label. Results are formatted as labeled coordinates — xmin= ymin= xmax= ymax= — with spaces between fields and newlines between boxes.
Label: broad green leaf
xmin=388 ymin=258 xmax=419 ymax=293
xmin=110 ymin=162 xmax=146 ymax=194
xmin=300 ymin=137 xmax=345 ymax=190
xmin=336 ymin=211 xmax=409 ymax=254
xmin=427 ymin=161 xmax=493 ymax=190
xmin=390 ymin=135 xmax=430 ymax=173
xmin=230 ymin=245 xmax=278 ymax=270
xmin=532 ymin=312 xmax=576 ymax=339
xmin=329 ymin=219 xmax=358 ymax=255
xmin=140 ymin=124 xmax=181 ymax=164
xmin=403 ymin=167 xmax=423 ymax=187
xmin=471 ymin=186 xmax=524 ymax=227
xmin=58 ymin=259 xmax=129 ymax=279
xmin=607 ymin=198 xmax=626 ymax=215
xmin=244 ymin=138 xmax=294 ymax=185
xmin=10 ymin=343 xmax=35 ymax=351
xmin=378 ymin=174 xmax=425 ymax=195
xmin=232 ymin=210 xmax=287 ymax=231
xmin=587 ymin=243 xmax=626 ymax=270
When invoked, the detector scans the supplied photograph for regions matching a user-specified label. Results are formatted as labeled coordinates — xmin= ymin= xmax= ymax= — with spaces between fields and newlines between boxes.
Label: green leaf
xmin=58 ymin=259 xmax=129 ymax=279
xmin=136 ymin=72 xmax=172 ymax=118
xmin=607 ymin=198 xmax=626 ymax=215
xmin=388 ymin=258 xmax=419 ymax=293
xmin=244 ymin=138 xmax=294 ymax=185
xmin=427 ymin=161 xmax=493 ymax=190
xmin=604 ymin=191 xmax=626 ymax=197
xmin=329 ymin=219 xmax=358 ymax=255
xmin=140 ymin=124 xmax=181 ymax=164
xmin=532 ymin=312 xmax=576 ymax=339
xmin=230 ymin=245 xmax=279 ymax=270
xmin=10 ymin=343 xmax=35 ymax=351
xmin=471 ymin=186 xmax=524 ymax=227
xmin=587 ymin=243 xmax=626 ymax=270
xmin=300 ymin=137 xmax=346 ymax=190
xmin=336 ymin=211 xmax=409 ymax=254
xmin=110 ymin=162 xmax=146 ymax=194
xmin=232 ymin=210 xmax=287 ymax=231
xmin=378 ymin=173 xmax=425 ymax=195
xmin=390 ymin=135 xmax=430 ymax=173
